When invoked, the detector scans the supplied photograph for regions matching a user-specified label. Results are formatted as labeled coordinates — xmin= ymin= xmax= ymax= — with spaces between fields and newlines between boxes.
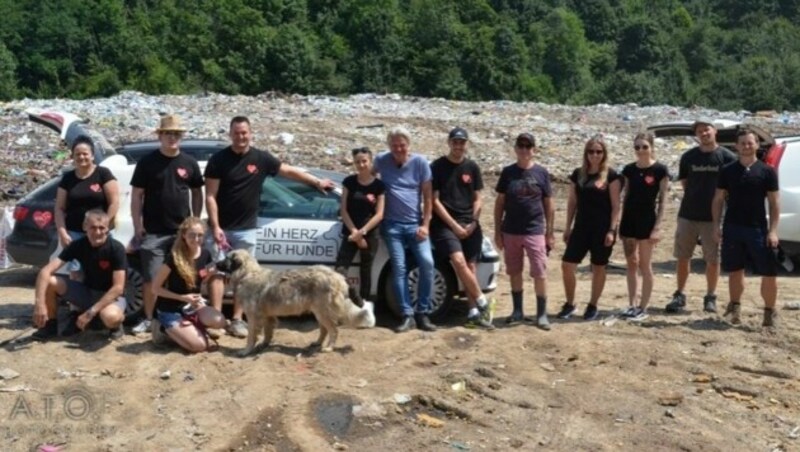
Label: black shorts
xmin=721 ymin=224 xmax=778 ymax=276
xmin=620 ymin=209 xmax=656 ymax=240
xmin=562 ymin=225 xmax=613 ymax=266
xmin=431 ymin=223 xmax=483 ymax=262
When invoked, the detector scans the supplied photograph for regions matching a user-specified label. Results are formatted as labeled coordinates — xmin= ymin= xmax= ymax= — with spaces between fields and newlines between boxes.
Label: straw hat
xmin=155 ymin=114 xmax=187 ymax=133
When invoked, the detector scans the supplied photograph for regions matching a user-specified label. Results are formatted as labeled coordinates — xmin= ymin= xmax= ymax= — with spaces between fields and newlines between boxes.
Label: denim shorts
xmin=156 ymin=310 xmax=184 ymax=330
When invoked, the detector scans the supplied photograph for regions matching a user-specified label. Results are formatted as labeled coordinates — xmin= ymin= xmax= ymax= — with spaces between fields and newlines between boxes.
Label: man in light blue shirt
xmin=374 ymin=127 xmax=436 ymax=332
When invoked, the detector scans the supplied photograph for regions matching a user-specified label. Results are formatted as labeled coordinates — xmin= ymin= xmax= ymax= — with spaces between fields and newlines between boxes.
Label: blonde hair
xmin=579 ymin=136 xmax=609 ymax=186
xmin=171 ymin=217 xmax=206 ymax=290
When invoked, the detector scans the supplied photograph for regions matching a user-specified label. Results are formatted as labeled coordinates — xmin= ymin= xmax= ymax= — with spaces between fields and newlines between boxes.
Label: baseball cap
xmin=515 ymin=132 xmax=536 ymax=146
xmin=692 ymin=118 xmax=717 ymax=132
xmin=448 ymin=127 xmax=469 ymax=141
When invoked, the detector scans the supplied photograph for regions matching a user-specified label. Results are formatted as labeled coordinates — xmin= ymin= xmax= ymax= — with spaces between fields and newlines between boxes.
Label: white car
xmin=8 ymin=111 xmax=500 ymax=321
xmin=648 ymin=121 xmax=800 ymax=262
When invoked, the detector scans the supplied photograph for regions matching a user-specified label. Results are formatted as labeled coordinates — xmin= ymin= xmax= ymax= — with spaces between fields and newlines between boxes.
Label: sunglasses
xmin=185 ymin=232 xmax=204 ymax=240
xmin=634 ymin=145 xmax=650 ymax=151
xmin=586 ymin=149 xmax=604 ymax=155
xmin=161 ymin=131 xmax=183 ymax=138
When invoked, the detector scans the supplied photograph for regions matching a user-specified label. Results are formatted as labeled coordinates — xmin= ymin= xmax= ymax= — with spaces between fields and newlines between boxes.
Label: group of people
xmin=30 ymin=116 xmax=782 ymax=354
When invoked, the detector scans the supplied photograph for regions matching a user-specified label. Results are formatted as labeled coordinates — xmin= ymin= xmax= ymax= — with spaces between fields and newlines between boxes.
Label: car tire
xmin=382 ymin=262 xmax=456 ymax=321
xmin=123 ymin=266 xmax=144 ymax=325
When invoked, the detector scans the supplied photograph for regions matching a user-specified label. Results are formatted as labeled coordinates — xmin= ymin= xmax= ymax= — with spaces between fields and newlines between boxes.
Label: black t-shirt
xmin=569 ymin=167 xmax=621 ymax=229
xmin=622 ymin=162 xmax=669 ymax=212
xmin=130 ymin=151 xmax=204 ymax=234
xmin=341 ymin=175 xmax=385 ymax=235
xmin=431 ymin=156 xmax=484 ymax=226
xmin=495 ymin=163 xmax=552 ymax=235
xmin=58 ymin=166 xmax=117 ymax=232
xmin=204 ymin=146 xmax=282 ymax=230
xmin=717 ymin=160 xmax=778 ymax=229
xmin=156 ymin=248 xmax=213 ymax=312
xmin=678 ymin=146 xmax=736 ymax=221
xmin=58 ymin=237 xmax=127 ymax=292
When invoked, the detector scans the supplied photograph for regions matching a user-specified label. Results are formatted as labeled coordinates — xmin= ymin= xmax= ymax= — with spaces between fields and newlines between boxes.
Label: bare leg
xmin=676 ymin=258 xmax=690 ymax=293
xmin=589 ymin=264 xmax=607 ymax=306
xmin=562 ymin=262 xmax=577 ymax=304
xmin=98 ymin=304 xmax=124 ymax=329
xmin=451 ymin=251 xmax=481 ymax=309
xmin=638 ymin=240 xmax=655 ymax=309
xmin=761 ymin=276 xmax=777 ymax=310
xmin=729 ymin=269 xmax=745 ymax=303
xmin=706 ymin=261 xmax=719 ymax=296
xmin=142 ymin=282 xmax=155 ymax=320
xmin=207 ymin=275 xmax=224 ymax=311
xmin=623 ymin=239 xmax=639 ymax=306
xmin=533 ymin=277 xmax=547 ymax=298
xmin=166 ymin=323 xmax=208 ymax=353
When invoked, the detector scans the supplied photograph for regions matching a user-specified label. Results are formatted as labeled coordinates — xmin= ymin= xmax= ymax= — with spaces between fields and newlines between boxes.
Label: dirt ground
xmin=1 ymin=186 xmax=799 ymax=452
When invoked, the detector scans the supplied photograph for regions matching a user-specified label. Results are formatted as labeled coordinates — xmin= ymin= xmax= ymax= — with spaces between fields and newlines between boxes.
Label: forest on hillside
xmin=1 ymin=0 xmax=800 ymax=110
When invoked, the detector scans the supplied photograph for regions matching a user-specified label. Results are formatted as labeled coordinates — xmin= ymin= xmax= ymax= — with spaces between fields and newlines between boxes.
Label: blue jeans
xmin=381 ymin=221 xmax=434 ymax=316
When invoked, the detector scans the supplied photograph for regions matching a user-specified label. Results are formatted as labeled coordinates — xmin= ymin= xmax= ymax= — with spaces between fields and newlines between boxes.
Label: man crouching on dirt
xmin=31 ymin=209 xmax=127 ymax=340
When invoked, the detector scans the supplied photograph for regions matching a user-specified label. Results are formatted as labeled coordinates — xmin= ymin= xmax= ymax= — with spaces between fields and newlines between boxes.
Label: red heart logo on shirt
xmin=89 ymin=183 xmax=101 ymax=193
xmin=98 ymin=260 xmax=110 ymax=270
xmin=461 ymin=174 xmax=472 ymax=184
xmin=176 ymin=167 xmax=188 ymax=179
xmin=366 ymin=193 xmax=376 ymax=204
xmin=33 ymin=210 xmax=53 ymax=229
xmin=594 ymin=180 xmax=606 ymax=190
xmin=247 ymin=164 xmax=257 ymax=174
xmin=644 ymin=175 xmax=655 ymax=185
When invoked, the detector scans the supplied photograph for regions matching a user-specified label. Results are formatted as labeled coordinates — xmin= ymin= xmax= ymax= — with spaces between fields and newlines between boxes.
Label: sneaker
xmin=479 ymin=298 xmax=497 ymax=323
xmin=762 ymin=308 xmax=778 ymax=328
xmin=31 ymin=320 xmax=58 ymax=341
xmin=465 ymin=314 xmax=495 ymax=330
xmin=628 ymin=308 xmax=649 ymax=322
xmin=151 ymin=318 xmax=168 ymax=345
xmin=130 ymin=318 xmax=152 ymax=335
xmin=723 ymin=302 xmax=741 ymax=325
xmin=556 ymin=302 xmax=577 ymax=320
xmin=226 ymin=319 xmax=248 ymax=338
xmin=703 ymin=294 xmax=717 ymax=313
xmin=583 ymin=304 xmax=599 ymax=321
xmin=108 ymin=327 xmax=124 ymax=341
xmin=665 ymin=291 xmax=686 ymax=313
xmin=619 ymin=306 xmax=637 ymax=318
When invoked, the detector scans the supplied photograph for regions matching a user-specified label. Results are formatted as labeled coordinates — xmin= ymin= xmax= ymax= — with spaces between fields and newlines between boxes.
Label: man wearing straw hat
xmin=129 ymin=115 xmax=204 ymax=335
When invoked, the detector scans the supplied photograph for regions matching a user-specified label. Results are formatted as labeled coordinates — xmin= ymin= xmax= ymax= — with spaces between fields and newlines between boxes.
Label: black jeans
xmin=334 ymin=231 xmax=379 ymax=306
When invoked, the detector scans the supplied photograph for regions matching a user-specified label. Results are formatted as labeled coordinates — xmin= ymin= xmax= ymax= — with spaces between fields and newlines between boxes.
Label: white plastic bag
xmin=0 ymin=206 xmax=15 ymax=269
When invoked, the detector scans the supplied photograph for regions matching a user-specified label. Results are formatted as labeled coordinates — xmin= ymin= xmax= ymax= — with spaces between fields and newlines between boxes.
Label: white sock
xmin=468 ymin=307 xmax=480 ymax=317
xmin=476 ymin=296 xmax=487 ymax=308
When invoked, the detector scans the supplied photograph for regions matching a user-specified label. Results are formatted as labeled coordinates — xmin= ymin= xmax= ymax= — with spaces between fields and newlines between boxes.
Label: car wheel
xmin=123 ymin=266 xmax=144 ymax=324
xmin=382 ymin=262 xmax=456 ymax=321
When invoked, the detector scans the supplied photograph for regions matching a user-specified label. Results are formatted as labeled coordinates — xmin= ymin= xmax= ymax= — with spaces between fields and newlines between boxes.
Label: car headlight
xmin=481 ymin=236 xmax=498 ymax=258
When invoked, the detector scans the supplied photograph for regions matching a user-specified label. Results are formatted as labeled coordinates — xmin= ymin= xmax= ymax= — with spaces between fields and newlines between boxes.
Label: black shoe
xmin=556 ymin=303 xmax=577 ymax=319
xmin=58 ymin=311 xmax=81 ymax=337
xmin=665 ymin=291 xmax=686 ymax=313
xmin=505 ymin=311 xmax=524 ymax=324
xmin=415 ymin=314 xmax=437 ymax=332
xmin=703 ymin=294 xmax=717 ymax=313
xmin=32 ymin=320 xmax=58 ymax=341
xmin=395 ymin=316 xmax=416 ymax=333
xmin=583 ymin=304 xmax=599 ymax=321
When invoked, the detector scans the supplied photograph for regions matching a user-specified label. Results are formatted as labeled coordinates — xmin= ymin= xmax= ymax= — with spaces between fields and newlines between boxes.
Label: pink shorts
xmin=502 ymin=233 xmax=547 ymax=278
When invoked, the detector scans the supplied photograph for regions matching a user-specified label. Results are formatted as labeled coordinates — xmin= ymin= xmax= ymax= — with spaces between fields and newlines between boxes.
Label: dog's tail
xmin=333 ymin=275 xmax=376 ymax=329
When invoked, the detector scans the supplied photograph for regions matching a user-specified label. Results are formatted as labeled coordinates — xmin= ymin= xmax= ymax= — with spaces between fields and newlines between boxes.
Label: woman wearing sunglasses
xmin=619 ymin=133 xmax=669 ymax=321
xmin=558 ymin=136 xmax=622 ymax=321
xmin=151 ymin=217 xmax=226 ymax=352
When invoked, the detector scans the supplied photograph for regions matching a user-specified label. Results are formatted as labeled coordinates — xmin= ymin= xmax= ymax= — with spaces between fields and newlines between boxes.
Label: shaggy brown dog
xmin=216 ymin=250 xmax=376 ymax=356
